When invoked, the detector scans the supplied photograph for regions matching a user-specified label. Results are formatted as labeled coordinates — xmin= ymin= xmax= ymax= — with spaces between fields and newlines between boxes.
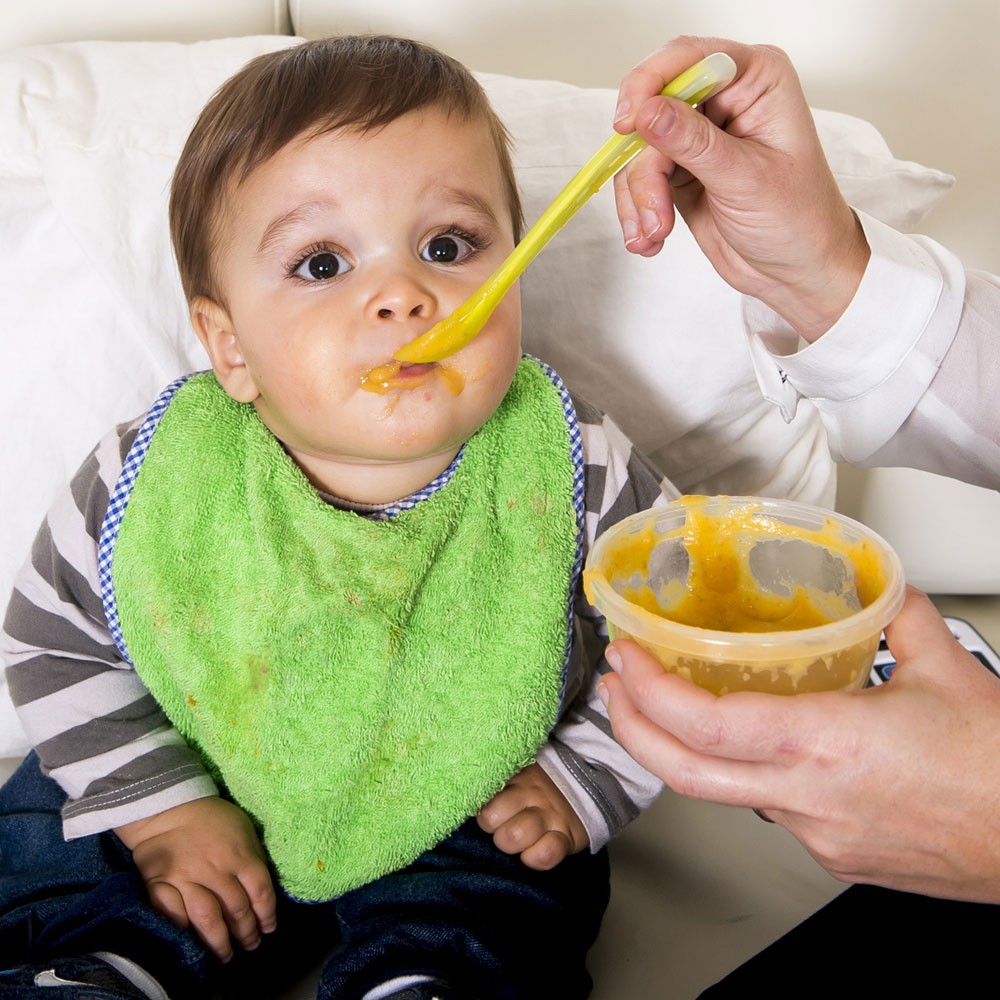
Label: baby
xmin=0 ymin=36 xmax=672 ymax=1000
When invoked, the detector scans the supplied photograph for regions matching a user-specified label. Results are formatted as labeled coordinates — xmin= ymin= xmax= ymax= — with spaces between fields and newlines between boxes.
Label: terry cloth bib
xmin=100 ymin=357 xmax=583 ymax=899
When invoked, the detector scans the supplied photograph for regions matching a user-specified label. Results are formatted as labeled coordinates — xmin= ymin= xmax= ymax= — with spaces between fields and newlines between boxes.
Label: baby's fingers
xmin=212 ymin=873 xmax=270 ymax=955
xmin=487 ymin=805 xmax=548 ymax=856
xmin=189 ymin=883 xmax=242 ymax=962
xmin=239 ymin=862 xmax=278 ymax=936
xmin=149 ymin=879 xmax=234 ymax=963
xmin=518 ymin=830 xmax=573 ymax=872
xmin=146 ymin=880 xmax=190 ymax=930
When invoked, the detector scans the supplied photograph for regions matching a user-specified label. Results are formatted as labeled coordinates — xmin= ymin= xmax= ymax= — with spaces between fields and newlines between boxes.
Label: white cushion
xmin=0 ymin=37 xmax=954 ymax=755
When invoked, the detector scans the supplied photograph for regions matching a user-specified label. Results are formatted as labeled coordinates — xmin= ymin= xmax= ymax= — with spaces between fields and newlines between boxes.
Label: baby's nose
xmin=377 ymin=301 xmax=424 ymax=320
xmin=371 ymin=269 xmax=438 ymax=323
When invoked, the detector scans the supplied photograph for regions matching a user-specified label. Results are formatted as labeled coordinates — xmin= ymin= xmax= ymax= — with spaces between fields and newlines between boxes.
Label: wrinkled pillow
xmin=0 ymin=37 xmax=953 ymax=754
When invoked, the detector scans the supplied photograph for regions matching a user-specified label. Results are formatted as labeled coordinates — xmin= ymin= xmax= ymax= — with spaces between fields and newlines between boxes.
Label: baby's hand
xmin=115 ymin=797 xmax=276 ymax=963
xmin=476 ymin=763 xmax=588 ymax=870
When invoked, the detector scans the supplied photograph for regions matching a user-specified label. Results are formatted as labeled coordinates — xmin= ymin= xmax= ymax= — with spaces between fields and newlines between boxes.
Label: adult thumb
xmin=882 ymin=586 xmax=967 ymax=682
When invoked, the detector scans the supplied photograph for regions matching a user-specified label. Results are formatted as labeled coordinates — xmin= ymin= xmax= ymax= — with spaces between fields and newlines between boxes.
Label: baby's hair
xmin=169 ymin=35 xmax=523 ymax=304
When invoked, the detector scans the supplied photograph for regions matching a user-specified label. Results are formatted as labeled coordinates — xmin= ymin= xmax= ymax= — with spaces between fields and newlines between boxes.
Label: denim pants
xmin=0 ymin=754 xmax=609 ymax=999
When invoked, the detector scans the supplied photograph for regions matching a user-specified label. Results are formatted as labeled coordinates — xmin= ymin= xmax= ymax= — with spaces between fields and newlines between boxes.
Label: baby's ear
xmin=189 ymin=296 xmax=259 ymax=404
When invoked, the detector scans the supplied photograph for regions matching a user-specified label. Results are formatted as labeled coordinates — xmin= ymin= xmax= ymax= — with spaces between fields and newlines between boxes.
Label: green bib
xmin=103 ymin=358 xmax=581 ymax=899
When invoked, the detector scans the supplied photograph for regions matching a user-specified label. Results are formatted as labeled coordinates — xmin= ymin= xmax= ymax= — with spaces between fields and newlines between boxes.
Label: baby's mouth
xmin=359 ymin=361 xmax=430 ymax=394
xmin=359 ymin=361 xmax=464 ymax=396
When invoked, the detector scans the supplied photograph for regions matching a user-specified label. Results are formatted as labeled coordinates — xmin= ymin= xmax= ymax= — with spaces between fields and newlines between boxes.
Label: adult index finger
xmin=600 ymin=669 xmax=794 ymax=808
xmin=605 ymin=638 xmax=844 ymax=767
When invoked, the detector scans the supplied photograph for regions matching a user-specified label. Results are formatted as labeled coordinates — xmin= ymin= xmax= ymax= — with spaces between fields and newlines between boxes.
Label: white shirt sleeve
xmin=743 ymin=211 xmax=1000 ymax=489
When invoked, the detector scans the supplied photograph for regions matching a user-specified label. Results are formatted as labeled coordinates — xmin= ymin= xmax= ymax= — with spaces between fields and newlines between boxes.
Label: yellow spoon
xmin=393 ymin=51 xmax=737 ymax=365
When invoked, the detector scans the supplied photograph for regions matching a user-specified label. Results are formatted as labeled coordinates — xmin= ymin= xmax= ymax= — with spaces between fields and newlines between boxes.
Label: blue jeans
xmin=0 ymin=755 xmax=609 ymax=999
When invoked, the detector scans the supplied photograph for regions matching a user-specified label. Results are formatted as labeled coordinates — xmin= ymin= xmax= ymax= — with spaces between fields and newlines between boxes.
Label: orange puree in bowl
xmin=589 ymin=496 xmax=886 ymax=634
xmin=582 ymin=496 xmax=899 ymax=694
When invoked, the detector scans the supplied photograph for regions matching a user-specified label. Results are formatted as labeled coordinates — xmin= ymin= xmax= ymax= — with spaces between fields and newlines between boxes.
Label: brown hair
xmin=169 ymin=35 xmax=523 ymax=304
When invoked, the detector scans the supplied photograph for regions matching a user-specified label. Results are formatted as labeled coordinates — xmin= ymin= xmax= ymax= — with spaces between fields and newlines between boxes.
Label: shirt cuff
xmin=62 ymin=772 xmax=218 ymax=839
xmin=743 ymin=211 xmax=966 ymax=461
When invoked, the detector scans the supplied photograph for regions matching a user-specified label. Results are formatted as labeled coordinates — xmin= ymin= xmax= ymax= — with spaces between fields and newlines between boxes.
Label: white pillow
xmin=0 ymin=38 xmax=953 ymax=756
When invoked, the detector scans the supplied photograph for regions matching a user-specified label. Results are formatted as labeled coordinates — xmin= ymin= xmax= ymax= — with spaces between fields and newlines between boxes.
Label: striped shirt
xmin=2 ymin=383 xmax=676 ymax=851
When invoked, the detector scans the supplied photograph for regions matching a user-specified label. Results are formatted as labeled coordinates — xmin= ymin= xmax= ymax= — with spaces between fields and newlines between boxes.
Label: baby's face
xmin=193 ymin=107 xmax=521 ymax=503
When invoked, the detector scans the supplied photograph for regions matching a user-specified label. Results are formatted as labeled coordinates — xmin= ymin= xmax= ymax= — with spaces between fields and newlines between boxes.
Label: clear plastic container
xmin=584 ymin=496 xmax=906 ymax=695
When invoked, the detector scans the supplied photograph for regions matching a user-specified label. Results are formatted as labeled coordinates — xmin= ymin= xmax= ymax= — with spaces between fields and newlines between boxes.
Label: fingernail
xmin=622 ymin=219 xmax=641 ymax=246
xmin=640 ymin=208 xmax=662 ymax=239
xmin=613 ymin=98 xmax=631 ymax=125
xmin=605 ymin=645 xmax=622 ymax=673
xmin=597 ymin=680 xmax=610 ymax=707
xmin=648 ymin=101 xmax=678 ymax=138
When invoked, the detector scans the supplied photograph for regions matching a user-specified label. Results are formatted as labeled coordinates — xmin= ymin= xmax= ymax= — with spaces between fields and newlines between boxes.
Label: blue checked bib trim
xmin=98 ymin=374 xmax=193 ymax=665
xmin=98 ymin=356 xmax=585 ymax=670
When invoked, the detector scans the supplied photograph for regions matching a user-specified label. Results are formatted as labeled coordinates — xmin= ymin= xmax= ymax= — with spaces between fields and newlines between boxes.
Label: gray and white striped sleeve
xmin=535 ymin=395 xmax=679 ymax=851
xmin=1 ymin=421 xmax=216 ymax=838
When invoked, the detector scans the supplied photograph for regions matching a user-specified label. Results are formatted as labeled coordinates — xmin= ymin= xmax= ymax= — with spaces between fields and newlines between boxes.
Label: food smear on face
xmin=435 ymin=365 xmax=465 ymax=397
xmin=585 ymin=496 xmax=886 ymax=634
xmin=359 ymin=361 xmax=465 ymax=396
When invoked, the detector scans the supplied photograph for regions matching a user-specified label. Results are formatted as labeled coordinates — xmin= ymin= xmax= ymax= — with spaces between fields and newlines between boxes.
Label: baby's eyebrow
xmin=256 ymin=201 xmax=335 ymax=258
xmin=435 ymin=185 xmax=501 ymax=227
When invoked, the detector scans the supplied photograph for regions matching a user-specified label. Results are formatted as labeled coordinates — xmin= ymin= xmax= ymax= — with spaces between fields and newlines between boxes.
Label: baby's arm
xmin=115 ymin=797 xmax=276 ymax=963
xmin=3 ymin=422 xmax=216 ymax=834
xmin=480 ymin=400 xmax=674 ymax=867
xmin=477 ymin=762 xmax=588 ymax=870
xmin=5 ymin=421 xmax=274 ymax=960
xmin=532 ymin=398 xmax=673 ymax=850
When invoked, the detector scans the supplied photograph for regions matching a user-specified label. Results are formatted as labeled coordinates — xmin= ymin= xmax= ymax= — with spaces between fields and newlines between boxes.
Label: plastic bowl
xmin=584 ymin=495 xmax=906 ymax=695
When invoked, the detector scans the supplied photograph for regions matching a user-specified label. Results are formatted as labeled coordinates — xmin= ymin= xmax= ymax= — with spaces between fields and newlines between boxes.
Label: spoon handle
xmin=395 ymin=52 xmax=737 ymax=364
xmin=494 ymin=52 xmax=737 ymax=295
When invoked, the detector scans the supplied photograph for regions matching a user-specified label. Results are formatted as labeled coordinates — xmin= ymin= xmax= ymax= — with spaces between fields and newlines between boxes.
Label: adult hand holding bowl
xmin=584 ymin=496 xmax=905 ymax=695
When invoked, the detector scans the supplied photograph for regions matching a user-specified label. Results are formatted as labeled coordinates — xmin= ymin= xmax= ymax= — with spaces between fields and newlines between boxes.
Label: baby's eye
xmin=293 ymin=249 xmax=352 ymax=282
xmin=420 ymin=233 xmax=478 ymax=265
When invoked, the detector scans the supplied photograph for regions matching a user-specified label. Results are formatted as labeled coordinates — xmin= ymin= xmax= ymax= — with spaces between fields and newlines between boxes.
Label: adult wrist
xmin=764 ymin=208 xmax=870 ymax=343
